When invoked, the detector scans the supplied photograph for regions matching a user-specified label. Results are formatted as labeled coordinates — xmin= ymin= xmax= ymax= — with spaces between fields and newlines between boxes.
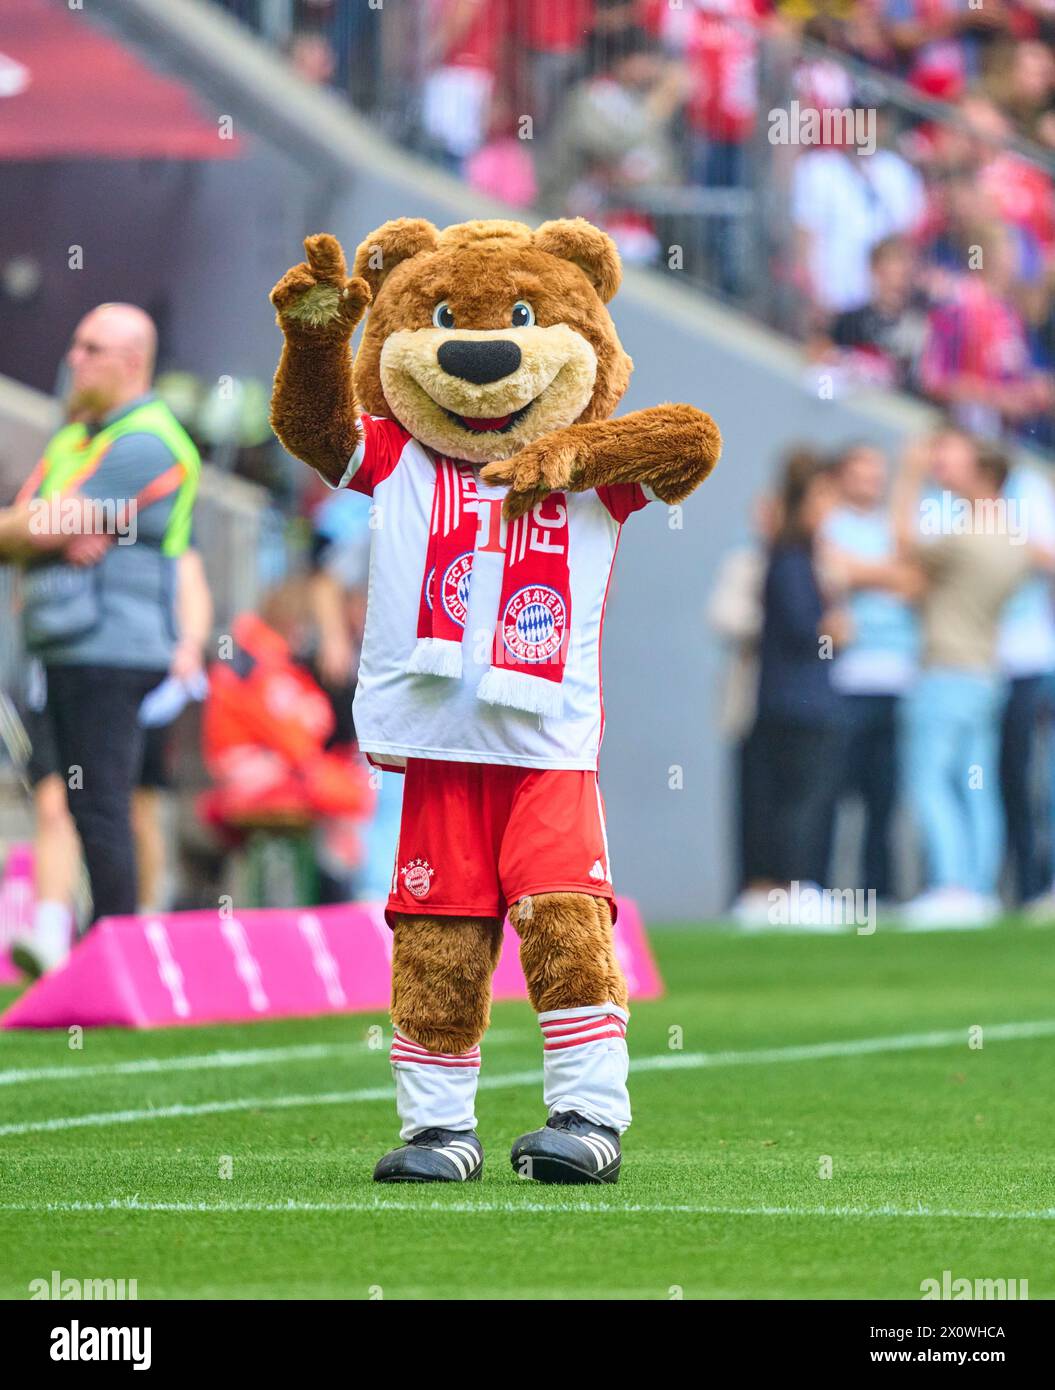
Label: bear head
xmin=348 ymin=217 xmax=633 ymax=464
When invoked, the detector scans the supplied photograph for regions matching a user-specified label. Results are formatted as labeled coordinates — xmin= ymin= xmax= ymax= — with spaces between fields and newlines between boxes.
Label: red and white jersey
xmin=337 ymin=414 xmax=653 ymax=771
xmin=683 ymin=0 xmax=760 ymax=144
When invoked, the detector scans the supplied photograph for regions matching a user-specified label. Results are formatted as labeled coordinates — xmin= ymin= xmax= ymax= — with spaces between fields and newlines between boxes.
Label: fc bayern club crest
xmin=400 ymin=857 xmax=435 ymax=899
xmin=501 ymin=584 xmax=567 ymax=664
xmin=440 ymin=552 xmax=473 ymax=628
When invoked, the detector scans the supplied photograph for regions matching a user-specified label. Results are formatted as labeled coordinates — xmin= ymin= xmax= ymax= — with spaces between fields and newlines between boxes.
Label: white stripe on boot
xmin=538 ymin=1003 xmax=631 ymax=1134
xmin=390 ymin=1028 xmax=481 ymax=1141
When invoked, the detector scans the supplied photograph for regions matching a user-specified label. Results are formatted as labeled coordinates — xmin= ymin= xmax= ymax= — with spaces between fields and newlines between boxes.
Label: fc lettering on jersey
xmin=476 ymin=494 xmax=570 ymax=563
xmin=527 ymin=499 xmax=568 ymax=557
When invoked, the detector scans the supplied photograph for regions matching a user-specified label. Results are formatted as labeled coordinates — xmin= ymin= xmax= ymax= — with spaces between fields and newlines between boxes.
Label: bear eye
xmin=511 ymin=301 xmax=535 ymax=328
xmin=432 ymin=301 xmax=455 ymax=329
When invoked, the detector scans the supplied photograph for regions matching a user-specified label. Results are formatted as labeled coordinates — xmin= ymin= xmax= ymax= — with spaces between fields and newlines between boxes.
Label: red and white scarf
xmin=407 ymin=456 xmax=572 ymax=718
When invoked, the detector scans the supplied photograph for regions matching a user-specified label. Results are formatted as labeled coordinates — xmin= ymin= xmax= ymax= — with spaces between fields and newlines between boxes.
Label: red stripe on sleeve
xmin=346 ymin=414 xmax=412 ymax=496
xmin=596 ymin=482 xmax=650 ymax=524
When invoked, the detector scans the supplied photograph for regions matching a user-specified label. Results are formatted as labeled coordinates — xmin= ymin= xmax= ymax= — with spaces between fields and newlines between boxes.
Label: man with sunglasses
xmin=0 ymin=303 xmax=200 ymax=966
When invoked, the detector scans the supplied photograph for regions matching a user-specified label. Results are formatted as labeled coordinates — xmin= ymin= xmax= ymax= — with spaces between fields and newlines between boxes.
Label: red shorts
xmin=386 ymin=758 xmax=615 ymax=927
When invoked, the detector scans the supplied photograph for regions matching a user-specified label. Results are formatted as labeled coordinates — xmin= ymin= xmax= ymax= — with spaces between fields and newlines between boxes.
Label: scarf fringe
xmin=406 ymin=637 xmax=463 ymax=679
xmin=477 ymin=665 xmax=564 ymax=719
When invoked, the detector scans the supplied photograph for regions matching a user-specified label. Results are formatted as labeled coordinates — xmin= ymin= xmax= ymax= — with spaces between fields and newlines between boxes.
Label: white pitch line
xmin=0 ymin=1030 xmax=524 ymax=1088
xmin=0 ymin=1043 xmax=357 ymax=1088
xmin=1 ymin=1019 xmax=1052 ymax=1139
xmin=0 ymin=1085 xmax=396 ymax=1138
xmin=0 ymin=1197 xmax=1052 ymax=1221
xmin=634 ymin=1018 xmax=1055 ymax=1072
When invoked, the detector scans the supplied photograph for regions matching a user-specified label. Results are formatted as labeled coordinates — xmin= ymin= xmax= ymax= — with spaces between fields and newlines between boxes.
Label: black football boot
xmin=373 ymin=1128 xmax=483 ymax=1183
xmin=510 ymin=1111 xmax=621 ymax=1184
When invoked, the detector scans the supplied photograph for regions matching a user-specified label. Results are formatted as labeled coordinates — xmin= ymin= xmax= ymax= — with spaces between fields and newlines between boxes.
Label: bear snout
xmin=437 ymin=339 xmax=522 ymax=385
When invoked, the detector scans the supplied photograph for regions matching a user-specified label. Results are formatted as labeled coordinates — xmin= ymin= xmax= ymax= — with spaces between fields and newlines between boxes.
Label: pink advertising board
xmin=0 ymin=898 xmax=662 ymax=1030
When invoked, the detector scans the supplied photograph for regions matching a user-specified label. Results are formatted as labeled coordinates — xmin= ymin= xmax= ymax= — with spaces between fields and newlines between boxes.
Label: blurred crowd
xmin=220 ymin=0 xmax=1055 ymax=453
xmin=5 ymin=3 xmax=1055 ymax=969
xmin=709 ymin=426 xmax=1055 ymax=928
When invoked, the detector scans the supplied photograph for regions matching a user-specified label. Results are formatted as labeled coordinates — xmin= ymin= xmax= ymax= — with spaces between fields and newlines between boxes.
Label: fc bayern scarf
xmin=406 ymin=455 xmax=572 ymax=718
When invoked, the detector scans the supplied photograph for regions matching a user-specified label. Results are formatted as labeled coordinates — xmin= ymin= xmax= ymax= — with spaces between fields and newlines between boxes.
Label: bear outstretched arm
xmin=269 ymin=235 xmax=371 ymax=487
xmin=481 ymin=404 xmax=721 ymax=520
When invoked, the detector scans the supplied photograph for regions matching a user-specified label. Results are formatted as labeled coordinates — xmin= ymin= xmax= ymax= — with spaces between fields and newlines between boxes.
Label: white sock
xmin=31 ymin=900 xmax=73 ymax=967
xmin=390 ymin=1029 xmax=481 ymax=1141
xmin=539 ymin=1003 xmax=631 ymax=1134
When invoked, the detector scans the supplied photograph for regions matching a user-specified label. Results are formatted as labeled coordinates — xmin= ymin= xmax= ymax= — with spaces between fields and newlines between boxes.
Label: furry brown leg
xmin=508 ymin=892 xmax=628 ymax=1013
xmin=390 ymin=914 xmax=504 ymax=1054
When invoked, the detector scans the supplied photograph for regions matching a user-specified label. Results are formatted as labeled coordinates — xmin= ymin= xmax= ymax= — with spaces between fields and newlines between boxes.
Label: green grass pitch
xmin=1 ymin=923 xmax=1052 ymax=1300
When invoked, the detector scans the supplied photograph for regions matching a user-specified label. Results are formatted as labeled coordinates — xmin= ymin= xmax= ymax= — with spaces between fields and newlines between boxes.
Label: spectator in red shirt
xmin=943 ymin=95 xmax=1055 ymax=262
xmin=421 ymin=0 xmax=512 ymax=171
xmin=918 ymin=219 xmax=1054 ymax=435
xmin=651 ymin=0 xmax=763 ymax=294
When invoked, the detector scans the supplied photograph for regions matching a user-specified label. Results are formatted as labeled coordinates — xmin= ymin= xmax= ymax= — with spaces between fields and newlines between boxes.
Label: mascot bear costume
xmin=269 ymin=217 xmax=720 ymax=1184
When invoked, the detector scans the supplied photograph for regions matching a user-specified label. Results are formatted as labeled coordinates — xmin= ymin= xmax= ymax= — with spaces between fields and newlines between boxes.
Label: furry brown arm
xmin=480 ymin=404 xmax=721 ymax=519
xmin=269 ymin=234 xmax=371 ymax=487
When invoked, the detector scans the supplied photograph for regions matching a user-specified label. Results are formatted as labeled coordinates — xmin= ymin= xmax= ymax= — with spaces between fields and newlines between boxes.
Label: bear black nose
xmin=436 ymin=339 xmax=522 ymax=384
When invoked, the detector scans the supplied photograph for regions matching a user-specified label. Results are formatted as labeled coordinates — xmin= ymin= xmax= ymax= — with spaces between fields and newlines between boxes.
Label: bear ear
xmin=352 ymin=218 xmax=439 ymax=296
xmin=533 ymin=218 xmax=622 ymax=303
